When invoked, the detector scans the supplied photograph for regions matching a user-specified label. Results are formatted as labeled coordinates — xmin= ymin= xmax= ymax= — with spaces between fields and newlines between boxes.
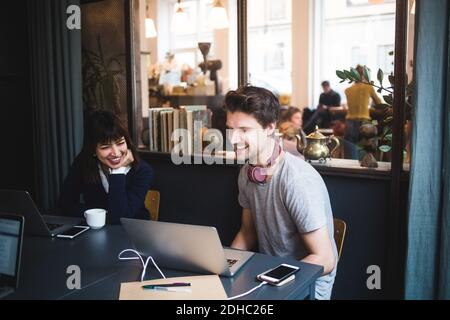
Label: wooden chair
xmin=144 ymin=190 xmax=160 ymax=221
xmin=333 ymin=218 xmax=347 ymax=260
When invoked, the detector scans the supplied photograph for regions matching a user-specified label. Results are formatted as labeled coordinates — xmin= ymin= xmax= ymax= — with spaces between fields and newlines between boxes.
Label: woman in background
xmin=278 ymin=106 xmax=307 ymax=157
xmin=58 ymin=110 xmax=154 ymax=224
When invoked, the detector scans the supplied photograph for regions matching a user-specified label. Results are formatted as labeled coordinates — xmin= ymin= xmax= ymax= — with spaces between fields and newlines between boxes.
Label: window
xmin=166 ymin=0 xmax=214 ymax=67
xmin=347 ymin=0 xmax=395 ymax=7
xmin=135 ymin=0 xmax=237 ymax=150
xmin=269 ymin=0 xmax=289 ymax=21
xmin=247 ymin=0 xmax=292 ymax=95
xmin=377 ymin=44 xmax=395 ymax=77
xmin=310 ymin=0 xmax=397 ymax=162
xmin=315 ymin=0 xmax=396 ymax=107
xmin=131 ymin=0 xmax=413 ymax=172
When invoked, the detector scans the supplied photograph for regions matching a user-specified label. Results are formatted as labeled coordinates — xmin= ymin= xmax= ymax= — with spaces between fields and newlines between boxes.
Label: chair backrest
xmin=145 ymin=190 xmax=160 ymax=221
xmin=333 ymin=218 xmax=347 ymax=260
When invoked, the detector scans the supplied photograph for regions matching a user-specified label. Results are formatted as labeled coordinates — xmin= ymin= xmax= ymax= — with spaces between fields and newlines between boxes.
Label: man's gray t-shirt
xmin=238 ymin=152 xmax=338 ymax=300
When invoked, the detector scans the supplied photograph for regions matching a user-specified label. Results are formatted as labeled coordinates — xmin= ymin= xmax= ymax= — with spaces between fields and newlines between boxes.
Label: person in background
xmin=302 ymin=82 xmax=341 ymax=134
xmin=278 ymin=107 xmax=307 ymax=157
xmin=344 ymin=65 xmax=382 ymax=159
xmin=58 ymin=110 xmax=154 ymax=224
xmin=225 ymin=86 xmax=337 ymax=300
xmin=280 ymin=107 xmax=304 ymax=133
xmin=313 ymin=81 xmax=341 ymax=130
xmin=319 ymin=81 xmax=341 ymax=110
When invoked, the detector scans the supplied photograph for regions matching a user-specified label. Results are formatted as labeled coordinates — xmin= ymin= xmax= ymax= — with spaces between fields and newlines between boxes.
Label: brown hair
xmin=280 ymin=106 xmax=302 ymax=124
xmin=223 ymin=85 xmax=280 ymax=128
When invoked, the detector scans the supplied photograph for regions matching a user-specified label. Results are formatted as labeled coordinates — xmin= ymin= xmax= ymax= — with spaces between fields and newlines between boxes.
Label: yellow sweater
xmin=345 ymin=83 xmax=382 ymax=120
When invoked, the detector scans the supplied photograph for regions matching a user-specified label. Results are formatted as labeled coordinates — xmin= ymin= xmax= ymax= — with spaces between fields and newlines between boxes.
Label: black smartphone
xmin=56 ymin=226 xmax=90 ymax=239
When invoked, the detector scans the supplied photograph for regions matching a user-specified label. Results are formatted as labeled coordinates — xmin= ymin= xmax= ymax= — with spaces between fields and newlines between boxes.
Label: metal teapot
xmin=296 ymin=126 xmax=340 ymax=163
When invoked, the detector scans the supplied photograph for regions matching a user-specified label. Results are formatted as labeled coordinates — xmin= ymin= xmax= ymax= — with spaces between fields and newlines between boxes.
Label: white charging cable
xmin=227 ymin=281 xmax=268 ymax=300
xmin=118 ymin=249 xmax=166 ymax=282
xmin=118 ymin=249 xmax=267 ymax=299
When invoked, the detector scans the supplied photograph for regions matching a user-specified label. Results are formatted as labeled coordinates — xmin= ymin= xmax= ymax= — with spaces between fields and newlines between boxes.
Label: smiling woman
xmin=57 ymin=110 xmax=154 ymax=224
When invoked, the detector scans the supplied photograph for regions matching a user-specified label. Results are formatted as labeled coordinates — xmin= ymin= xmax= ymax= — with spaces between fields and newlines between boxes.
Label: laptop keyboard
xmin=227 ymin=259 xmax=238 ymax=268
xmin=46 ymin=222 xmax=64 ymax=231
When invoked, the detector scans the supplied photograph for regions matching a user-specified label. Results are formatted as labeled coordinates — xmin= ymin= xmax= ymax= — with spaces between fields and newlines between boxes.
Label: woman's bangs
xmin=95 ymin=124 xmax=125 ymax=145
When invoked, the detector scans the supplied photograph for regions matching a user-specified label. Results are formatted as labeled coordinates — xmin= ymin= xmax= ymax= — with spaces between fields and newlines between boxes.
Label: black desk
xmin=8 ymin=226 xmax=323 ymax=300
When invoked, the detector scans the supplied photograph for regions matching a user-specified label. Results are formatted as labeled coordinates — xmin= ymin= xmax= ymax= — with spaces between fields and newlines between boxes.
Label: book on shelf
xmin=147 ymin=106 xmax=212 ymax=154
xmin=148 ymin=107 xmax=172 ymax=152
xmin=168 ymin=111 xmax=174 ymax=151
xmin=180 ymin=106 xmax=212 ymax=155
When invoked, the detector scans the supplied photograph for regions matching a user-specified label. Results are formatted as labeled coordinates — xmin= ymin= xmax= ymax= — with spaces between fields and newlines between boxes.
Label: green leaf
xmin=384 ymin=134 xmax=393 ymax=142
xmin=388 ymin=75 xmax=395 ymax=86
xmin=380 ymin=128 xmax=391 ymax=142
xmin=372 ymin=120 xmax=379 ymax=126
xmin=350 ymin=68 xmax=361 ymax=82
xmin=379 ymin=145 xmax=392 ymax=153
xmin=336 ymin=70 xmax=347 ymax=80
xmin=377 ymin=69 xmax=384 ymax=85
xmin=363 ymin=66 xmax=371 ymax=83
xmin=344 ymin=70 xmax=354 ymax=81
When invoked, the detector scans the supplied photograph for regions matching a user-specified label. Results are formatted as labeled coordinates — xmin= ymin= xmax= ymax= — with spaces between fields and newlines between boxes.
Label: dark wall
xmin=325 ymin=176 xmax=390 ymax=299
xmin=0 ymin=2 xmax=34 ymax=194
xmin=142 ymin=152 xmax=396 ymax=299
xmin=147 ymin=156 xmax=242 ymax=246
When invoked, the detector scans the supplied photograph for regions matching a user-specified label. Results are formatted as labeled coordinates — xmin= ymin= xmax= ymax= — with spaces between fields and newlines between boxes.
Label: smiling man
xmin=225 ymin=86 xmax=338 ymax=300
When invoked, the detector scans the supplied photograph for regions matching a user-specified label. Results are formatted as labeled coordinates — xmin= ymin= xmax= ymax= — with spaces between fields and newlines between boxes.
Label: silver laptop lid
xmin=121 ymin=218 xmax=229 ymax=275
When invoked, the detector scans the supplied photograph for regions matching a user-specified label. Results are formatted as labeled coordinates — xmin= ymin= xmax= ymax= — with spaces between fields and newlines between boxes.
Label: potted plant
xmin=335 ymin=64 xmax=413 ymax=163
xmin=82 ymin=35 xmax=125 ymax=115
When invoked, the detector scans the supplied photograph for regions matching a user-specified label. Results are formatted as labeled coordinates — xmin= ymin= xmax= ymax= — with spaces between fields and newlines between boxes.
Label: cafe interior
xmin=1 ymin=0 xmax=450 ymax=300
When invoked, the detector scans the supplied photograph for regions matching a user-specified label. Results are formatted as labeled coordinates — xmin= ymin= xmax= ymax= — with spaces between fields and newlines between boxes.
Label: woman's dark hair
xmin=79 ymin=110 xmax=139 ymax=184
xmin=280 ymin=106 xmax=302 ymax=124
xmin=223 ymin=85 xmax=280 ymax=128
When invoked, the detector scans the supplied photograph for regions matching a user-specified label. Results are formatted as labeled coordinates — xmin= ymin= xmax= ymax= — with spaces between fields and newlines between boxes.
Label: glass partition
xmin=246 ymin=0 xmax=400 ymax=168
xmin=137 ymin=0 xmax=238 ymax=153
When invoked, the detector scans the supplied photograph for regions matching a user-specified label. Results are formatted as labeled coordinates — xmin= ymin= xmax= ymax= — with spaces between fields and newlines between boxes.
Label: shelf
xmin=139 ymin=149 xmax=410 ymax=181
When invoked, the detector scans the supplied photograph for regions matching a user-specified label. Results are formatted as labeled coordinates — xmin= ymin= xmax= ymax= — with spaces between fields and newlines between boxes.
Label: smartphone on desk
xmin=56 ymin=226 xmax=90 ymax=239
xmin=257 ymin=264 xmax=299 ymax=286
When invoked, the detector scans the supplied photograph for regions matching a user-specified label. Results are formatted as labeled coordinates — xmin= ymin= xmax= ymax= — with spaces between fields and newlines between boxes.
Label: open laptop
xmin=0 ymin=190 xmax=81 ymax=237
xmin=0 ymin=213 xmax=24 ymax=299
xmin=121 ymin=218 xmax=255 ymax=277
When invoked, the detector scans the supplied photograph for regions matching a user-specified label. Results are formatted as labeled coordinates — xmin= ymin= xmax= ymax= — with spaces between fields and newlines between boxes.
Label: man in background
xmin=319 ymin=81 xmax=341 ymax=111
xmin=304 ymin=81 xmax=342 ymax=133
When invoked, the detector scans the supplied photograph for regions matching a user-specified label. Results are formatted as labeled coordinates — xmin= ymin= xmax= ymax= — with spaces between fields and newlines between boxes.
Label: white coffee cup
xmin=84 ymin=208 xmax=106 ymax=229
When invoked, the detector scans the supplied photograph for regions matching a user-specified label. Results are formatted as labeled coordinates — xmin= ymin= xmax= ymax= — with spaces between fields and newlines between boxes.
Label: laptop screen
xmin=0 ymin=218 xmax=21 ymax=278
